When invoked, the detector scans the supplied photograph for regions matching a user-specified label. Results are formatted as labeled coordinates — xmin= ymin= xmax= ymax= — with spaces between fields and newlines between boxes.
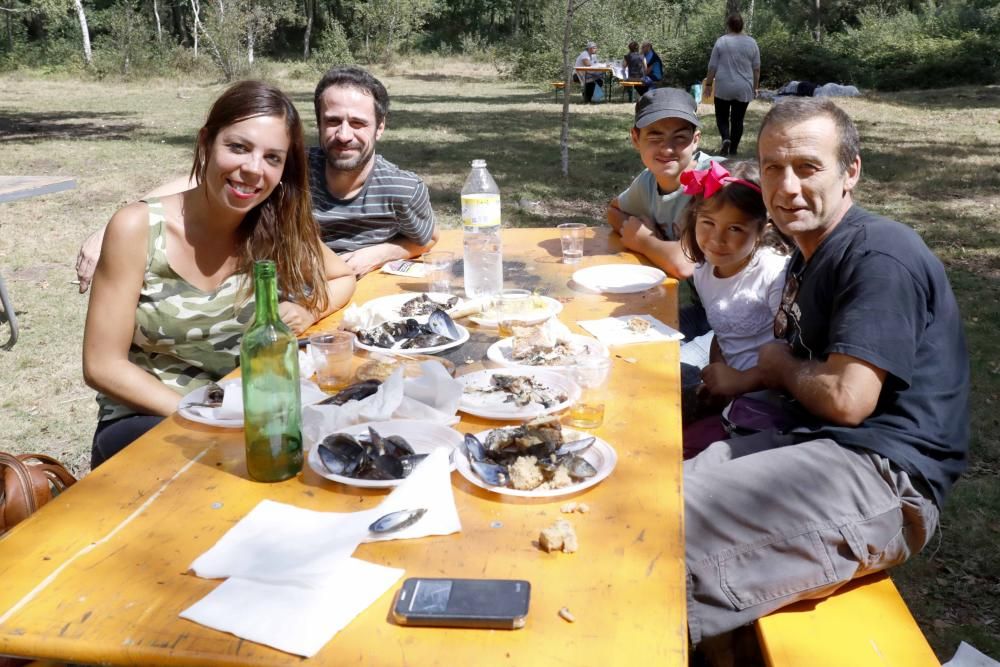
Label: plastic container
xmin=460 ymin=160 xmax=503 ymax=299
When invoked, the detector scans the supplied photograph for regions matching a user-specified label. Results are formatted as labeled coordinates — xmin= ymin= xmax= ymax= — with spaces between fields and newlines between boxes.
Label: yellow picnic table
xmin=0 ymin=227 xmax=687 ymax=666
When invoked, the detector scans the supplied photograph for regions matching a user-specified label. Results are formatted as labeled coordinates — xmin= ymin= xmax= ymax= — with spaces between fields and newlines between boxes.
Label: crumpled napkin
xmin=301 ymin=362 xmax=462 ymax=442
xmin=186 ymin=379 xmax=327 ymax=422
xmin=181 ymin=446 xmax=460 ymax=657
xmin=577 ymin=314 xmax=684 ymax=347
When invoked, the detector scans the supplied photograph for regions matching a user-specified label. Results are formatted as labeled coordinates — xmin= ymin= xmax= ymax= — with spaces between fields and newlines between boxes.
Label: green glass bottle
xmin=240 ymin=260 xmax=303 ymax=482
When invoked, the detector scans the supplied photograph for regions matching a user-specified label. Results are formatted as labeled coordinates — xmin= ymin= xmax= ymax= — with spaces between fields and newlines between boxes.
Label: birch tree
xmin=71 ymin=0 xmax=91 ymax=65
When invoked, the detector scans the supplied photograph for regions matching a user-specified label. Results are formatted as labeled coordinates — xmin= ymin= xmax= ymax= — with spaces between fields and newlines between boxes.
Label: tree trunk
xmin=72 ymin=0 xmax=92 ymax=66
xmin=190 ymin=0 xmax=200 ymax=57
xmin=559 ymin=0 xmax=574 ymax=178
xmin=814 ymin=0 xmax=823 ymax=42
xmin=248 ymin=29 xmax=254 ymax=65
xmin=747 ymin=0 xmax=755 ymax=33
xmin=153 ymin=0 xmax=162 ymax=42
xmin=302 ymin=0 xmax=313 ymax=59
xmin=726 ymin=0 xmax=739 ymax=17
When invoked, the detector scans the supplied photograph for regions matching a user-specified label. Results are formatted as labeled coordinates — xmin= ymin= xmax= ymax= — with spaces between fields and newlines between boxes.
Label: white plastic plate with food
xmin=354 ymin=322 xmax=470 ymax=356
xmin=571 ymin=264 xmax=667 ymax=294
xmin=178 ymin=378 xmax=328 ymax=429
xmin=467 ymin=295 xmax=564 ymax=328
xmin=457 ymin=368 xmax=580 ymax=421
xmin=486 ymin=333 xmax=608 ymax=371
xmin=455 ymin=428 xmax=617 ymax=498
xmin=306 ymin=419 xmax=463 ymax=488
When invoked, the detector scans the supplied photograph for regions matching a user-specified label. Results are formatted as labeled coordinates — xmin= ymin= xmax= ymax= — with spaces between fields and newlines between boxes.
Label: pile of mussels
xmin=318 ymin=426 xmax=426 ymax=481
xmin=356 ymin=308 xmax=461 ymax=350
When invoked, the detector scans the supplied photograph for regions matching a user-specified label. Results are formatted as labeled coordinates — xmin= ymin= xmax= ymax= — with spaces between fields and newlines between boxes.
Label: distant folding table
xmin=0 ymin=175 xmax=77 ymax=350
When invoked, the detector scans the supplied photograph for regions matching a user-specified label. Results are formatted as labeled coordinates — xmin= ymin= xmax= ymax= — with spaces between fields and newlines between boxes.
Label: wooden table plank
xmin=0 ymin=227 xmax=687 ymax=666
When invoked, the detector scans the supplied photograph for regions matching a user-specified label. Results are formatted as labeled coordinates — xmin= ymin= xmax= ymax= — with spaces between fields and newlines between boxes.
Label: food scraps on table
xmin=539 ymin=519 xmax=578 ymax=553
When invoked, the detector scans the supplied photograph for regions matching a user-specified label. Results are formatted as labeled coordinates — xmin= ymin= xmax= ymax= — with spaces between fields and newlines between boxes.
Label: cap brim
xmin=635 ymin=109 xmax=701 ymax=129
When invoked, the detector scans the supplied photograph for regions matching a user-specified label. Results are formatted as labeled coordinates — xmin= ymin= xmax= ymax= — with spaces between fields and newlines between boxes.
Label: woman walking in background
xmin=704 ymin=14 xmax=760 ymax=156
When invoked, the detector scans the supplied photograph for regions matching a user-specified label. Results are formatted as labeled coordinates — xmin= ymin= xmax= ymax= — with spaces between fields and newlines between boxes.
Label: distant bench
xmin=755 ymin=572 xmax=940 ymax=666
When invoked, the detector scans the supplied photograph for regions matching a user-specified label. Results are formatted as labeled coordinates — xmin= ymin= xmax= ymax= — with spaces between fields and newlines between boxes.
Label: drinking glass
xmin=309 ymin=331 xmax=355 ymax=393
xmin=567 ymin=356 xmax=612 ymax=429
xmin=422 ymin=251 xmax=454 ymax=295
xmin=495 ymin=288 xmax=535 ymax=337
xmin=558 ymin=223 xmax=586 ymax=264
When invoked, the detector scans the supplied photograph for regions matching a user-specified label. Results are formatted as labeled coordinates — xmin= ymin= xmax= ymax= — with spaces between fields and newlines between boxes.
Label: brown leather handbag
xmin=0 ymin=452 xmax=77 ymax=534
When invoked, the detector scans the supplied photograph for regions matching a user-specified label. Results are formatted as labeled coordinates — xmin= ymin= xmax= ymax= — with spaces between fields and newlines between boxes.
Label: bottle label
xmin=461 ymin=194 xmax=501 ymax=228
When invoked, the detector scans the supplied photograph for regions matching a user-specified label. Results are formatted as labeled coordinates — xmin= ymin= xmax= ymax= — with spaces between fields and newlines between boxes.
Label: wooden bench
xmin=619 ymin=80 xmax=643 ymax=103
xmin=551 ymin=81 xmax=566 ymax=102
xmin=756 ymin=572 xmax=939 ymax=666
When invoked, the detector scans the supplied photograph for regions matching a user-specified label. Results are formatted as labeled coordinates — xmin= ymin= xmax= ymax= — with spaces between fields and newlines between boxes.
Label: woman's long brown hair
xmin=190 ymin=80 xmax=329 ymax=314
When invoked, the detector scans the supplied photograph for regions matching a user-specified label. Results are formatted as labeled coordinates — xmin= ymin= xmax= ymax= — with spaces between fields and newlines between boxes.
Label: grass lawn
xmin=0 ymin=61 xmax=997 ymax=661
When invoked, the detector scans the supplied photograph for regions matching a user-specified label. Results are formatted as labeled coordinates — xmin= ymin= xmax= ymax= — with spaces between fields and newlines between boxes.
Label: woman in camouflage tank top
xmin=83 ymin=81 xmax=356 ymax=468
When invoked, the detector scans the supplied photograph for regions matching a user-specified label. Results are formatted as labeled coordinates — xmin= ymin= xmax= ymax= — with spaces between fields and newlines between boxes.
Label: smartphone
xmin=391 ymin=578 xmax=530 ymax=630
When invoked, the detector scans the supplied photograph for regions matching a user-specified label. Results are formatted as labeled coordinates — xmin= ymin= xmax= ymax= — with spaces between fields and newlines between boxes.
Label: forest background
xmin=2 ymin=0 xmax=1000 ymax=90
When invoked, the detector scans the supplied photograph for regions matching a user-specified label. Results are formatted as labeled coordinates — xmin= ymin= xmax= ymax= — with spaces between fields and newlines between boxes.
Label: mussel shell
xmin=204 ymin=382 xmax=225 ymax=406
xmin=360 ymin=453 xmax=404 ymax=480
xmin=320 ymin=379 xmax=382 ymax=406
xmin=369 ymin=508 xmax=428 ymax=534
xmin=462 ymin=433 xmax=487 ymax=462
xmin=427 ymin=308 xmax=460 ymax=340
xmin=565 ymin=455 xmax=598 ymax=479
xmin=471 ymin=460 xmax=509 ymax=487
xmin=555 ymin=436 xmax=596 ymax=456
xmin=400 ymin=334 xmax=450 ymax=349
xmin=318 ymin=434 xmax=366 ymax=476
xmin=398 ymin=453 xmax=428 ymax=477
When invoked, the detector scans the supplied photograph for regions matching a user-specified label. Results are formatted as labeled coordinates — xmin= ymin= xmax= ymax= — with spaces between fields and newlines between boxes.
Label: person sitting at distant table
xmin=638 ymin=42 xmax=664 ymax=96
xmin=573 ymin=40 xmax=605 ymax=103
xmin=622 ymin=41 xmax=647 ymax=102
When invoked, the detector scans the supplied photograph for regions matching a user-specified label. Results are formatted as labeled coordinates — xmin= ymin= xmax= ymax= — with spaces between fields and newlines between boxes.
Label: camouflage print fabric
xmin=96 ymin=199 xmax=254 ymax=422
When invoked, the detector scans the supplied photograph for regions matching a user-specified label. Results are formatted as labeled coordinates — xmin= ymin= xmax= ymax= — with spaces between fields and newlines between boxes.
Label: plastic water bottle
xmin=240 ymin=260 xmax=303 ymax=483
xmin=460 ymin=160 xmax=503 ymax=300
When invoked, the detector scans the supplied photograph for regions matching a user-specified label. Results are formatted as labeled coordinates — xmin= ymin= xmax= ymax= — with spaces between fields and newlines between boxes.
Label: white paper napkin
xmin=577 ymin=314 xmax=684 ymax=347
xmin=181 ymin=447 xmax=460 ymax=656
xmin=301 ymin=363 xmax=462 ymax=444
xmin=180 ymin=558 xmax=404 ymax=658
xmin=187 ymin=379 xmax=327 ymax=421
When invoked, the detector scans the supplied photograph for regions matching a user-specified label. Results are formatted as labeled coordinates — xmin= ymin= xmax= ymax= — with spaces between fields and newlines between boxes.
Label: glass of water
xmin=558 ymin=223 xmax=586 ymax=264
xmin=422 ymin=251 xmax=454 ymax=295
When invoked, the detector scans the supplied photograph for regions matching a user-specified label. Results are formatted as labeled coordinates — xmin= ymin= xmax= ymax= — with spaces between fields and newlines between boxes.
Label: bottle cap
xmin=471 ymin=159 xmax=487 ymax=168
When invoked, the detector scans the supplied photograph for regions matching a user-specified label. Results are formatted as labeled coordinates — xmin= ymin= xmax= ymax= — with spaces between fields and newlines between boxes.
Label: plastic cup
xmin=495 ymin=288 xmax=535 ymax=337
xmin=422 ymin=251 xmax=454 ymax=295
xmin=566 ymin=356 xmax=612 ymax=429
xmin=309 ymin=331 xmax=355 ymax=393
xmin=558 ymin=223 xmax=586 ymax=264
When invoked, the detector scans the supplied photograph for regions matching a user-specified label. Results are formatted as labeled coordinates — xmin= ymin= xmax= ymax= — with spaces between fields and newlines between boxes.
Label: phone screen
xmin=393 ymin=578 xmax=530 ymax=629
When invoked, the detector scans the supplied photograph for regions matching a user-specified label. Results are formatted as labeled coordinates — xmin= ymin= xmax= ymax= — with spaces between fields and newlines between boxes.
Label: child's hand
xmin=701 ymin=362 xmax=752 ymax=398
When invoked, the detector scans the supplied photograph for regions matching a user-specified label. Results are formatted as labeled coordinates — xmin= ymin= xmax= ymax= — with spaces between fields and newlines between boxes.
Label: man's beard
xmin=324 ymin=140 xmax=376 ymax=172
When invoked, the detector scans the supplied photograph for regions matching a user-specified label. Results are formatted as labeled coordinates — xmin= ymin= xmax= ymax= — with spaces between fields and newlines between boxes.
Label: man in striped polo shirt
xmin=310 ymin=66 xmax=438 ymax=276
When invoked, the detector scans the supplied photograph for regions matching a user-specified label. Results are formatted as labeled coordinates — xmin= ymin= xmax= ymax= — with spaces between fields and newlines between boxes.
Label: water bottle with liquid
xmin=240 ymin=259 xmax=303 ymax=483
xmin=460 ymin=160 xmax=503 ymax=300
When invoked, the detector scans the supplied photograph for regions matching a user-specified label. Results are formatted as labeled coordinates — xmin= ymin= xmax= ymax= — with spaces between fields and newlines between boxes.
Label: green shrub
xmin=308 ymin=19 xmax=353 ymax=74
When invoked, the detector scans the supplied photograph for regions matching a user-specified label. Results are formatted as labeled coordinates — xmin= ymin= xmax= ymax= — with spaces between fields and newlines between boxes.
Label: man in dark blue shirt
xmin=683 ymin=96 xmax=969 ymax=656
